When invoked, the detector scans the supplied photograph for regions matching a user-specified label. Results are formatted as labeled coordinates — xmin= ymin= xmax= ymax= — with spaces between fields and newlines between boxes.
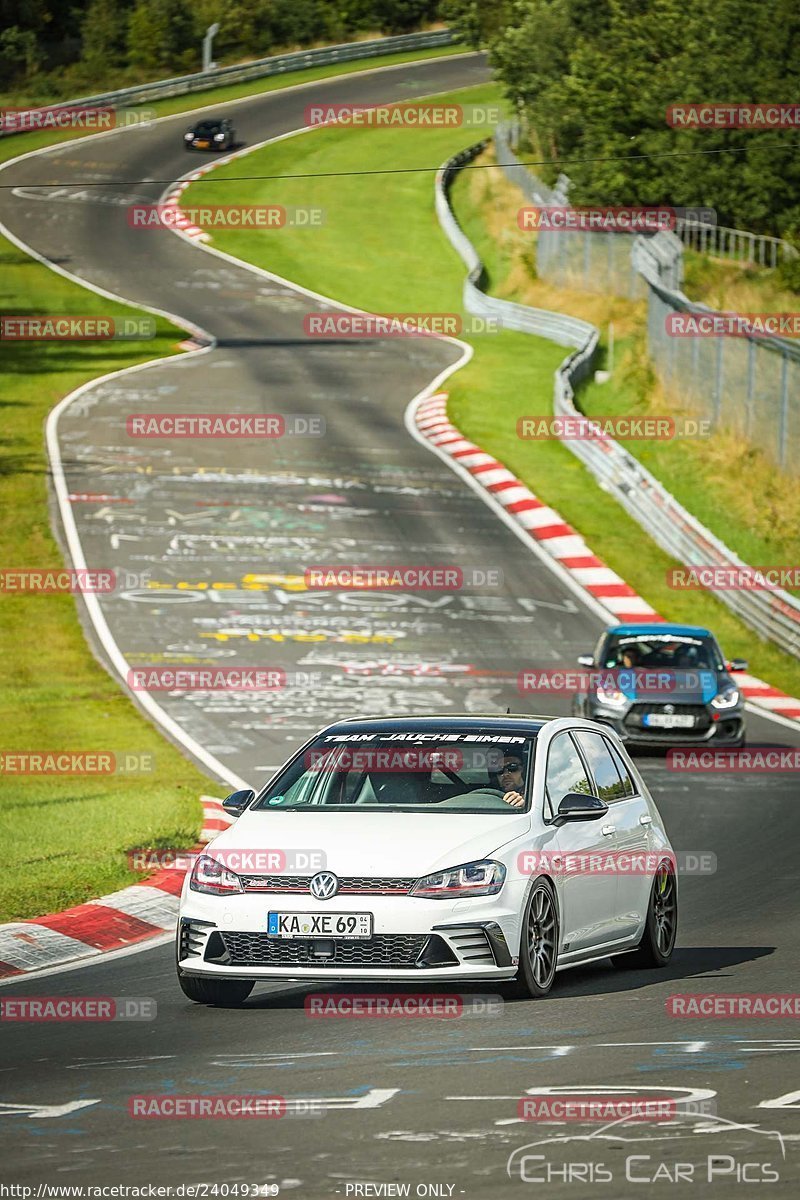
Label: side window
xmin=574 ymin=731 xmax=627 ymax=802
xmin=544 ymin=733 xmax=592 ymax=818
xmin=606 ymin=740 xmax=636 ymax=798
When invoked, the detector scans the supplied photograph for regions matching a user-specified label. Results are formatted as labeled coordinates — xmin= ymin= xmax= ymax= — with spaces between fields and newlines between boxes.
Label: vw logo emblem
xmin=309 ymin=871 xmax=339 ymax=900
xmin=664 ymin=704 xmax=675 ymax=715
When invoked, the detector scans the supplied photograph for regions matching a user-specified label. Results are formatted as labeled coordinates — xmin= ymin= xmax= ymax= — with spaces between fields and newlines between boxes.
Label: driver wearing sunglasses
xmin=498 ymin=753 xmax=526 ymax=808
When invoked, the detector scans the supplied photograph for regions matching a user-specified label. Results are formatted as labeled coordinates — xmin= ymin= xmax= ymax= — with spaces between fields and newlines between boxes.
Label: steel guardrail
xmin=0 ymin=29 xmax=461 ymax=135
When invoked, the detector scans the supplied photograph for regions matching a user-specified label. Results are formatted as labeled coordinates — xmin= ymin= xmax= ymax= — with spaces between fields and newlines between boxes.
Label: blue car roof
xmin=607 ymin=622 xmax=713 ymax=638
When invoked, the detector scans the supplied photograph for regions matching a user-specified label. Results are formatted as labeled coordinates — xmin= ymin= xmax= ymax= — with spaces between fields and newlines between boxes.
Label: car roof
xmin=322 ymin=714 xmax=552 ymax=737
xmin=607 ymin=622 xmax=712 ymax=638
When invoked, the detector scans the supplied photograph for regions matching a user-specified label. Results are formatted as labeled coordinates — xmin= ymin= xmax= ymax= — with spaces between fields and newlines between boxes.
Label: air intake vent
xmin=444 ymin=925 xmax=496 ymax=966
xmin=179 ymin=919 xmax=214 ymax=960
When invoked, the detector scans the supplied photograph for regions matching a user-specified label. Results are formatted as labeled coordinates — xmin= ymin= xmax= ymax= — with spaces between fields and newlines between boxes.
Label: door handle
xmin=639 ymin=814 xmax=652 ymax=826
xmin=601 ymin=824 xmax=616 ymax=836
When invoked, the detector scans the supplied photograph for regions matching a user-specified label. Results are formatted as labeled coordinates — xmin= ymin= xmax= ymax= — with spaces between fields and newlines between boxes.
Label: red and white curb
xmin=161 ymin=163 xmax=217 ymax=242
xmin=415 ymin=391 xmax=800 ymax=724
xmin=0 ymin=797 xmax=234 ymax=978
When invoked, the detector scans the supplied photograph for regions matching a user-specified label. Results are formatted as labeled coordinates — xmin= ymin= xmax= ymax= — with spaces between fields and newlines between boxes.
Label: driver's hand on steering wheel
xmin=502 ymin=790 xmax=525 ymax=808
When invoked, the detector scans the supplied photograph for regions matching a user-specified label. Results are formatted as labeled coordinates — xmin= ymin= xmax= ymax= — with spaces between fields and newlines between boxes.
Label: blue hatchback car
xmin=572 ymin=623 xmax=747 ymax=748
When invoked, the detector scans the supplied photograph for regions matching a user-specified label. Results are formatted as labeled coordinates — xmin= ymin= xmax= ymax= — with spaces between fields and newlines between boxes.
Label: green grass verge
xmin=0 ymin=238 xmax=215 ymax=921
xmin=0 ymin=44 xmax=468 ymax=167
xmin=179 ymin=83 xmax=800 ymax=702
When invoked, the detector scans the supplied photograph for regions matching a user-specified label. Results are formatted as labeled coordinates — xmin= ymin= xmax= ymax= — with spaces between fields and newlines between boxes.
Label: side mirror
xmin=554 ymin=792 xmax=608 ymax=825
xmin=577 ymin=654 xmax=594 ymax=668
xmin=222 ymin=788 xmax=255 ymax=816
xmin=728 ymin=659 xmax=748 ymax=673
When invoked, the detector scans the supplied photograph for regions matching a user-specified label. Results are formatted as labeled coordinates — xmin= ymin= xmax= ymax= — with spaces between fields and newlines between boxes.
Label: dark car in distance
xmin=572 ymin=623 xmax=747 ymax=749
xmin=184 ymin=117 xmax=235 ymax=151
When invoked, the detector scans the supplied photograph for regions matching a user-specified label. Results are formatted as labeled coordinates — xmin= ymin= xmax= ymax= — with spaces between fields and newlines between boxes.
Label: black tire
xmin=504 ymin=877 xmax=559 ymax=999
xmin=611 ymin=859 xmax=677 ymax=969
xmin=177 ymin=971 xmax=254 ymax=1007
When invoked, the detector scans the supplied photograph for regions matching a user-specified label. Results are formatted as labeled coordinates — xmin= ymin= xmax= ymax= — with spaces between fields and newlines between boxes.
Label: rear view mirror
xmin=222 ymin=788 xmax=255 ymax=816
xmin=554 ymin=792 xmax=608 ymax=825
xmin=728 ymin=659 xmax=748 ymax=673
xmin=577 ymin=654 xmax=594 ymax=668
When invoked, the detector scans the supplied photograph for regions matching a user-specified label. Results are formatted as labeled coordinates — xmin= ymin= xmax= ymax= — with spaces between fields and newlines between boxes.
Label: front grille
xmin=623 ymin=703 xmax=711 ymax=734
xmin=240 ymin=875 xmax=415 ymax=894
xmin=219 ymin=931 xmax=427 ymax=968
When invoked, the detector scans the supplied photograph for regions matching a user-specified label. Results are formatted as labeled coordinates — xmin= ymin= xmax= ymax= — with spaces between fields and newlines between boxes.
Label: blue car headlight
xmin=710 ymin=686 xmax=740 ymax=710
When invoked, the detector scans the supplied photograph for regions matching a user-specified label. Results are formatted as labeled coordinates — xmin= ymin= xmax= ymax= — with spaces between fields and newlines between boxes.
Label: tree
xmin=79 ymin=0 xmax=128 ymax=75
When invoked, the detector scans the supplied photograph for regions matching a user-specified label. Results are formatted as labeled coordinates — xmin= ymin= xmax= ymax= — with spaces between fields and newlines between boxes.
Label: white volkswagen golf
xmin=176 ymin=715 xmax=677 ymax=1006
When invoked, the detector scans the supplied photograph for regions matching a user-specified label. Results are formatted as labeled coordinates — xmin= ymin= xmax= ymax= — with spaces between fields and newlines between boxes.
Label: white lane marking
xmin=287 ymin=1088 xmax=399 ymax=1111
xmin=759 ymin=1089 xmax=800 ymax=1109
xmin=0 ymin=1100 xmax=100 ymax=1119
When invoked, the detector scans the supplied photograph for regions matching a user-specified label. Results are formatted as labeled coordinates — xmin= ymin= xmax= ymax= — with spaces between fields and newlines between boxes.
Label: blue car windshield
xmin=603 ymin=634 xmax=724 ymax=672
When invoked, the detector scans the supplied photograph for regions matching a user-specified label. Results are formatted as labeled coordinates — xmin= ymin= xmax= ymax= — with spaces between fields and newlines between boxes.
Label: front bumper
xmin=588 ymin=702 xmax=745 ymax=747
xmin=177 ymin=891 xmax=522 ymax=982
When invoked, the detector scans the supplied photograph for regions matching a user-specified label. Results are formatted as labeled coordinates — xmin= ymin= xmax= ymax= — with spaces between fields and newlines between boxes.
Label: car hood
xmin=206 ymin=810 xmax=531 ymax=877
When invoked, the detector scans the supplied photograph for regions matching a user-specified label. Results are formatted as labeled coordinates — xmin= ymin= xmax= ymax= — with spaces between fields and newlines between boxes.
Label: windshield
xmin=253 ymin=732 xmax=536 ymax=813
xmin=193 ymin=121 xmax=221 ymax=133
xmin=602 ymin=633 xmax=724 ymax=672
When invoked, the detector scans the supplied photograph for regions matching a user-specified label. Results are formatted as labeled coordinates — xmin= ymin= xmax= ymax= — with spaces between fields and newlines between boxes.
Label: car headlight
xmin=411 ymin=859 xmax=506 ymax=899
xmin=184 ymin=132 xmax=193 ymax=140
xmin=596 ymin=685 xmax=628 ymax=708
xmin=711 ymin=687 xmax=740 ymax=710
xmin=190 ymin=853 xmax=242 ymax=895
xmin=214 ymin=132 xmax=225 ymax=141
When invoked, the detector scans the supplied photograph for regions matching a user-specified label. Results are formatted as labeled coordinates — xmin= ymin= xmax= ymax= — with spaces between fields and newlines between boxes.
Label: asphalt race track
xmin=2 ymin=52 xmax=800 ymax=1196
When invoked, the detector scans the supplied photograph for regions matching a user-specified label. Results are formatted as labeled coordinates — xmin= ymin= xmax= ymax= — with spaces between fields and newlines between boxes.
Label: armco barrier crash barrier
xmin=436 ymin=142 xmax=800 ymax=662
xmin=0 ymin=30 xmax=460 ymax=137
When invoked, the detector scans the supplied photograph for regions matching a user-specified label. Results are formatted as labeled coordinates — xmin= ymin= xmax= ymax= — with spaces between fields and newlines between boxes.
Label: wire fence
xmin=495 ymin=122 xmax=800 ymax=472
